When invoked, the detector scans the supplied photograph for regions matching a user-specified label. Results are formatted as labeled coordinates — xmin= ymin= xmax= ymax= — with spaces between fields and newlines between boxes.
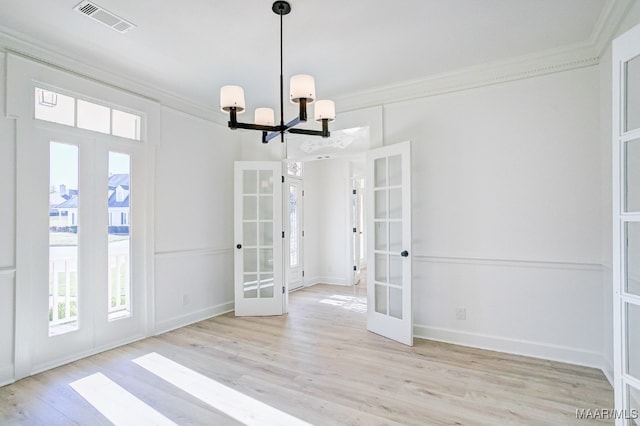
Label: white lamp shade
xmin=314 ymin=100 xmax=336 ymax=122
xmin=290 ymin=74 xmax=316 ymax=103
xmin=254 ymin=108 xmax=275 ymax=126
xmin=220 ymin=85 xmax=245 ymax=113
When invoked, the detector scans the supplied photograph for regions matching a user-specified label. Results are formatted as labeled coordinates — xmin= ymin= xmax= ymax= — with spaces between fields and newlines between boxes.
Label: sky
xmin=50 ymin=142 xmax=130 ymax=191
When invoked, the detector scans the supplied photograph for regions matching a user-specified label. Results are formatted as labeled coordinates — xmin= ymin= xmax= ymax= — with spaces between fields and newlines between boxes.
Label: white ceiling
xmin=0 ymin=0 xmax=614 ymax=115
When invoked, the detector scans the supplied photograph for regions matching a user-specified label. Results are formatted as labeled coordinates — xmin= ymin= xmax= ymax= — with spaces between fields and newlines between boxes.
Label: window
xmin=34 ymin=87 xmax=143 ymax=141
xmin=287 ymin=161 xmax=302 ymax=177
xmin=49 ymin=142 xmax=80 ymax=335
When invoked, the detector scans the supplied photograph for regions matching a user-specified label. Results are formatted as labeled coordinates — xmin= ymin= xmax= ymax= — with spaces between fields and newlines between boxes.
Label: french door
xmin=613 ymin=23 xmax=640 ymax=425
xmin=287 ymin=178 xmax=304 ymax=291
xmin=366 ymin=141 xmax=413 ymax=346
xmin=17 ymin=126 xmax=147 ymax=374
xmin=234 ymin=162 xmax=284 ymax=316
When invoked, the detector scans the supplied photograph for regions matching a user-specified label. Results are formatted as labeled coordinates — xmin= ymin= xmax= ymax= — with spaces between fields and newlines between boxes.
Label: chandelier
xmin=219 ymin=1 xmax=335 ymax=143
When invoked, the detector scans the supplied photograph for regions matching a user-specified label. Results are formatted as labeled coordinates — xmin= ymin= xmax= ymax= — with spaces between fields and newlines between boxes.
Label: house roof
xmin=108 ymin=174 xmax=129 ymax=189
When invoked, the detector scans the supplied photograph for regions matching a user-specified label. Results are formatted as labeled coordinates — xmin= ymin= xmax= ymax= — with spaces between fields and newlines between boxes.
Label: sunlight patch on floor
xmin=319 ymin=294 xmax=367 ymax=313
xmin=69 ymin=372 xmax=177 ymax=426
xmin=133 ymin=352 xmax=311 ymax=426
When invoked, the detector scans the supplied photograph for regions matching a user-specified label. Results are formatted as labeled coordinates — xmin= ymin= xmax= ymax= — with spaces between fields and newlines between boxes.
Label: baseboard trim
xmin=0 ymin=365 xmax=14 ymax=387
xmin=304 ymin=276 xmax=350 ymax=287
xmin=414 ymin=324 xmax=604 ymax=370
xmin=31 ymin=333 xmax=146 ymax=376
xmin=154 ymin=301 xmax=234 ymax=335
xmin=602 ymin=357 xmax=614 ymax=387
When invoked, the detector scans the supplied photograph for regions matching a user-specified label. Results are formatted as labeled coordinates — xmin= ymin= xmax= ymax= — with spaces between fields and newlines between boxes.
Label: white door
xmin=234 ymin=162 xmax=284 ymax=316
xmin=351 ymin=181 xmax=362 ymax=285
xmin=612 ymin=23 xmax=640 ymax=425
xmin=366 ymin=141 xmax=412 ymax=346
xmin=287 ymin=178 xmax=304 ymax=291
xmin=17 ymin=126 xmax=147 ymax=373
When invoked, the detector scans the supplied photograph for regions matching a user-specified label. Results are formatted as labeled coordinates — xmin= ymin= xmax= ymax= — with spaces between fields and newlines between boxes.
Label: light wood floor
xmin=1 ymin=282 xmax=613 ymax=425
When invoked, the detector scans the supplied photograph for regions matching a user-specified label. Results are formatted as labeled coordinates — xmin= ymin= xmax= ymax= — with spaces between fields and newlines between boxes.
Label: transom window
xmin=34 ymin=87 xmax=142 ymax=141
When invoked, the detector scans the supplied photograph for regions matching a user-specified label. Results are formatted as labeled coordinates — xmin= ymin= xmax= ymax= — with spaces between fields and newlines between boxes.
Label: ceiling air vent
xmin=74 ymin=1 xmax=136 ymax=34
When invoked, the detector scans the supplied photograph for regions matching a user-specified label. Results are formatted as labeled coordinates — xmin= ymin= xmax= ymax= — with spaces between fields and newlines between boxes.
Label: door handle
xmin=401 ymin=250 xmax=409 ymax=257
xmin=236 ymin=244 xmax=242 ymax=249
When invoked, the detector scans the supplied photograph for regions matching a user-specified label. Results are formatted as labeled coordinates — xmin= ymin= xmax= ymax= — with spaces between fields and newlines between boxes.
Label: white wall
xmin=0 ymin=52 xmax=16 ymax=385
xmin=304 ymin=158 xmax=352 ymax=286
xmin=383 ymin=66 xmax=605 ymax=367
xmin=154 ymin=107 xmax=240 ymax=333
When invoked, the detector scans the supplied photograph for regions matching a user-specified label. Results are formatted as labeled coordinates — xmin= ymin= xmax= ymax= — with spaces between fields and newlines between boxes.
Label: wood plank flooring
xmin=0 ymin=283 xmax=613 ymax=425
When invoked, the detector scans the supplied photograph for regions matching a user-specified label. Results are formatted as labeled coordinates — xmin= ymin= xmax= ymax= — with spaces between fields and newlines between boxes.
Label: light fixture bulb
xmin=290 ymin=74 xmax=316 ymax=104
xmin=254 ymin=108 xmax=275 ymax=126
xmin=220 ymin=85 xmax=246 ymax=113
xmin=314 ymin=100 xmax=336 ymax=122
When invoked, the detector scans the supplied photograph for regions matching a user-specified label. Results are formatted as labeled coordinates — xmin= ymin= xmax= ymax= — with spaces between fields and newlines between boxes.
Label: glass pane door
xmin=613 ymin=24 xmax=640 ymax=425
xmin=367 ymin=142 xmax=412 ymax=346
xmin=234 ymin=162 xmax=283 ymax=316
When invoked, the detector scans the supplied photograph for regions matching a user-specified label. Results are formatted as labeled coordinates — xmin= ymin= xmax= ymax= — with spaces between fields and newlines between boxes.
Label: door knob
xmin=236 ymin=244 xmax=242 ymax=249
xmin=401 ymin=250 xmax=409 ymax=257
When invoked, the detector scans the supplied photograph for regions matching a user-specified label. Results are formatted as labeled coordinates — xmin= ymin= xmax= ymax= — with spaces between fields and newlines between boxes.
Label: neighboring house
xmin=50 ymin=174 xmax=130 ymax=234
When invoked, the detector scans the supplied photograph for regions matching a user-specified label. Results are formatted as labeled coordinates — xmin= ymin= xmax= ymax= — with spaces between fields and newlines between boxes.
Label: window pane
xmin=112 ymin=109 xmax=141 ymax=140
xmin=625 ymin=139 xmax=640 ymax=213
xmin=375 ymin=284 xmax=387 ymax=315
xmin=77 ymin=99 xmax=110 ymax=134
xmin=626 ymin=55 xmax=640 ymax=132
xmin=49 ymin=142 xmax=79 ymax=335
xmin=35 ymin=88 xmax=75 ymax=127
xmin=289 ymin=184 xmax=299 ymax=267
xmin=627 ymin=222 xmax=640 ymax=297
xmin=287 ymin=161 xmax=302 ymax=177
xmin=627 ymin=303 xmax=640 ymax=380
xmin=108 ymin=152 xmax=131 ymax=320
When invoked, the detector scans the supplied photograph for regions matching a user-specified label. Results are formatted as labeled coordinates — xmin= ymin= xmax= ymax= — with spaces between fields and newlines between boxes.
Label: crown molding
xmin=591 ymin=0 xmax=637 ymax=55
xmin=334 ymin=0 xmax=635 ymax=113
xmin=333 ymin=45 xmax=600 ymax=113
xmin=0 ymin=26 xmax=226 ymax=126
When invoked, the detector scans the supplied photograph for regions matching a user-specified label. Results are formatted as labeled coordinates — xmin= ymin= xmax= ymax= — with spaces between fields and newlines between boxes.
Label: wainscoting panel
xmin=0 ymin=268 xmax=16 ymax=385
xmin=154 ymin=249 xmax=234 ymax=335
xmin=412 ymin=256 xmax=605 ymax=369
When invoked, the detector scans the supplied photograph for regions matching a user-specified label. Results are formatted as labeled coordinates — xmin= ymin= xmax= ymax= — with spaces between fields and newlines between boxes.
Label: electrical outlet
xmin=456 ymin=307 xmax=467 ymax=320
xmin=182 ymin=294 xmax=190 ymax=306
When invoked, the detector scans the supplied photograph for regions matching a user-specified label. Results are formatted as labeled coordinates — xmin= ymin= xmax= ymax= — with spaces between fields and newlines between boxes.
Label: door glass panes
xmin=49 ymin=142 xmax=80 ymax=336
xmin=626 ymin=55 xmax=640 ymax=132
xmin=112 ymin=109 xmax=141 ymax=140
xmin=242 ymin=169 xmax=275 ymax=300
xmin=388 ymin=155 xmax=402 ymax=186
xmin=373 ymin=151 xmax=405 ymax=322
xmin=375 ymin=284 xmax=387 ymax=315
xmin=389 ymin=189 xmax=402 ymax=219
xmin=628 ymin=385 xmax=640 ymax=419
xmin=77 ymin=100 xmax=110 ymax=134
xmin=244 ymin=274 xmax=258 ymax=299
xmin=244 ymin=223 xmax=257 ymax=246
xmin=627 ymin=222 xmax=640 ymax=296
xmin=36 ymin=88 xmax=75 ymax=127
xmin=626 ymin=139 xmax=640 ymax=212
xmin=108 ymin=152 xmax=131 ymax=320
xmin=374 ymin=158 xmax=386 ymax=188
xmin=289 ymin=184 xmax=299 ymax=267
xmin=389 ymin=288 xmax=402 ymax=319
xmin=627 ymin=303 xmax=640 ymax=380
xmin=375 ymin=222 xmax=387 ymax=251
